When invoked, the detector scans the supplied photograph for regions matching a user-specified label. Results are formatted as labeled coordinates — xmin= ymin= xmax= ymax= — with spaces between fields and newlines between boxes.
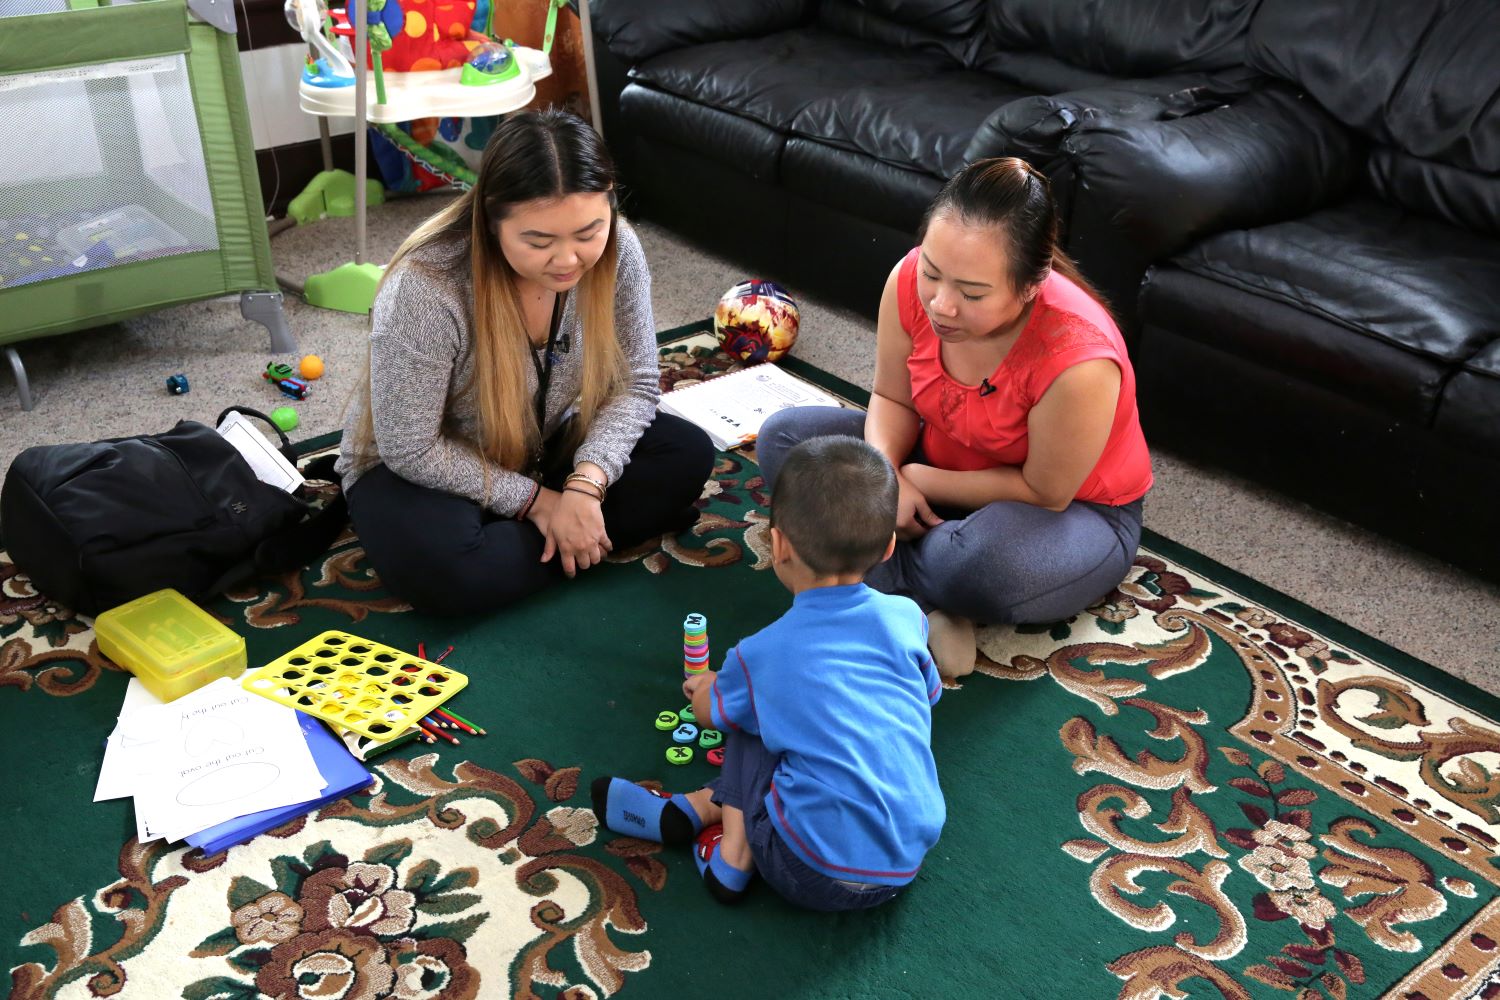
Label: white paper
xmin=140 ymin=678 xmax=323 ymax=840
xmin=658 ymin=364 xmax=843 ymax=450
xmin=97 ymin=677 xmax=325 ymax=842
xmin=216 ymin=411 xmax=304 ymax=493
xmin=119 ymin=676 xmax=163 ymax=717
xmin=94 ymin=679 xmax=167 ymax=801
xmin=95 ymin=730 xmax=160 ymax=802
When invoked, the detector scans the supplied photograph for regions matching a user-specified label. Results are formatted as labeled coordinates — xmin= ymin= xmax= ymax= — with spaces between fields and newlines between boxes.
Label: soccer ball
xmin=714 ymin=280 xmax=800 ymax=364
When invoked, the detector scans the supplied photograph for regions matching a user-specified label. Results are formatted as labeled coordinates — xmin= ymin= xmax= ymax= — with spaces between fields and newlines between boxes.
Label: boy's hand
xmin=682 ymin=673 xmax=711 ymax=701
xmin=683 ymin=672 xmax=714 ymax=726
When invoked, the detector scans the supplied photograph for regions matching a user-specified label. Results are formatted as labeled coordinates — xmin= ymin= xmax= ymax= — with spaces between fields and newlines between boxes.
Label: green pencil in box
xmin=436 ymin=706 xmax=485 ymax=735
xmin=334 ymin=724 xmax=422 ymax=760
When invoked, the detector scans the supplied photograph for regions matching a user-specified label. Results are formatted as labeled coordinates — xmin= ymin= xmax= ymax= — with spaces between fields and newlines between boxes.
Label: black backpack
xmin=1 ymin=406 xmax=348 ymax=616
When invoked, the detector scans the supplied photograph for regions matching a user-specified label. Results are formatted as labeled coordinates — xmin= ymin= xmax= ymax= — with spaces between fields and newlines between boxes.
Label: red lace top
xmin=898 ymin=248 xmax=1152 ymax=506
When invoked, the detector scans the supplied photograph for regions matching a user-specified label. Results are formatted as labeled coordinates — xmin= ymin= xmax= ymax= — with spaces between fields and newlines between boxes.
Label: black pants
xmin=347 ymin=412 xmax=715 ymax=615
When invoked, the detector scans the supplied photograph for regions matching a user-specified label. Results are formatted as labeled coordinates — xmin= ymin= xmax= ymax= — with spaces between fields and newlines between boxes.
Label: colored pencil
xmin=422 ymin=714 xmax=448 ymax=730
xmin=417 ymin=641 xmax=426 ymax=660
xmin=434 ymin=645 xmax=454 ymax=663
xmin=437 ymin=706 xmax=486 ymax=735
xmin=417 ymin=721 xmax=458 ymax=745
xmin=434 ymin=708 xmax=477 ymax=735
xmin=435 ymin=710 xmax=476 ymax=736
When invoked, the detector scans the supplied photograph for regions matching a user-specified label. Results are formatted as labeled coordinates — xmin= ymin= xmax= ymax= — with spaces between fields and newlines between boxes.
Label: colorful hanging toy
xmin=287 ymin=0 xmax=561 ymax=126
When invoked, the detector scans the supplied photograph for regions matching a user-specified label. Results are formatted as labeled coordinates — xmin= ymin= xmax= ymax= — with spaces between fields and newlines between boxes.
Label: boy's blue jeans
xmin=708 ymin=731 xmax=908 ymax=912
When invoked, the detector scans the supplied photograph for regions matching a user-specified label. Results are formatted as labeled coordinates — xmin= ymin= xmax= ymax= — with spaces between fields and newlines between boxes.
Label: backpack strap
xmin=254 ymin=454 xmax=349 ymax=575
xmin=215 ymin=405 xmax=300 ymax=464
xmin=199 ymin=452 xmax=350 ymax=597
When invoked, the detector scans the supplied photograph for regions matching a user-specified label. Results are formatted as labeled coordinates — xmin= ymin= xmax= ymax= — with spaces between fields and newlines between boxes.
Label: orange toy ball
xmin=299 ymin=354 xmax=325 ymax=380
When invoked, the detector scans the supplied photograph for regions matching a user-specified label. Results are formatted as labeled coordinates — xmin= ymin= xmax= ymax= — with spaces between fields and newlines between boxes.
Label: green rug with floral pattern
xmin=5 ymin=323 xmax=1500 ymax=1000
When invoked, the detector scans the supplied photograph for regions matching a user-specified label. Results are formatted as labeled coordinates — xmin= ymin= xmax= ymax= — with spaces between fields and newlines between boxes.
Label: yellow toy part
xmin=242 ymin=630 xmax=468 ymax=739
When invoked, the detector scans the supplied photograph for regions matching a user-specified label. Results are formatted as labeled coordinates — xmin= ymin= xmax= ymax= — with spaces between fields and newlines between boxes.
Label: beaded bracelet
xmin=516 ymin=480 xmax=541 ymax=520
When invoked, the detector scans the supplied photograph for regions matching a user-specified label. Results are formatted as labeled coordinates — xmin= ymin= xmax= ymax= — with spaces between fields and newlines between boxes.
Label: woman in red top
xmin=756 ymin=158 xmax=1152 ymax=677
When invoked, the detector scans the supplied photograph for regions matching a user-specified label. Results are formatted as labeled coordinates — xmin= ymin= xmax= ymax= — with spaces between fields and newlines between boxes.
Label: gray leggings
xmin=756 ymin=407 xmax=1144 ymax=625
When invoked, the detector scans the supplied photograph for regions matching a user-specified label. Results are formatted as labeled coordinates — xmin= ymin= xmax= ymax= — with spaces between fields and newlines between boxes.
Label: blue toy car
xmin=275 ymin=377 xmax=309 ymax=400
xmin=166 ymin=373 xmax=190 ymax=395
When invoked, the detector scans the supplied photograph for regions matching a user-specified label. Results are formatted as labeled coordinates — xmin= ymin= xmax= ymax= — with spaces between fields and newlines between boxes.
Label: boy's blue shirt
xmin=710 ymin=582 xmax=945 ymax=885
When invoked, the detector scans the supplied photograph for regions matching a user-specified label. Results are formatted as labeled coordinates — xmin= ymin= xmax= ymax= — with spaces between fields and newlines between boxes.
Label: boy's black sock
xmin=590 ymin=776 xmax=701 ymax=846
xmin=702 ymin=865 xmax=750 ymax=905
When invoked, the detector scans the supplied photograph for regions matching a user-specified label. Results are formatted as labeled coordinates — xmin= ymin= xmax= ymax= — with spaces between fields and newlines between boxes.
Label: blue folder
xmin=185 ymin=713 xmax=374 ymax=856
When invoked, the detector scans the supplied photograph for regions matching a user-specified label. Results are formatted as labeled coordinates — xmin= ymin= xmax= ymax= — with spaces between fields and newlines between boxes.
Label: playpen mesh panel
xmin=0 ymin=54 xmax=218 ymax=290
xmin=0 ymin=0 xmax=146 ymax=17
xmin=0 ymin=0 xmax=69 ymax=17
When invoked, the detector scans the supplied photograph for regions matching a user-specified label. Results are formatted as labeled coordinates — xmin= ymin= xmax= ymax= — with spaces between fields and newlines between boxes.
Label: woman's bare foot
xmin=927 ymin=609 xmax=977 ymax=679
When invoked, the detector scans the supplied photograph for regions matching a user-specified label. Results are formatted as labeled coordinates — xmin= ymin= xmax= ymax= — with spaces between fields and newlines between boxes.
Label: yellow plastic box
xmin=95 ymin=589 xmax=247 ymax=702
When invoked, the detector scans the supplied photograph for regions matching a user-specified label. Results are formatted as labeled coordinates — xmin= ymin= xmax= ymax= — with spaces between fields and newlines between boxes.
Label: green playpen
xmin=0 ymin=0 xmax=290 ymax=411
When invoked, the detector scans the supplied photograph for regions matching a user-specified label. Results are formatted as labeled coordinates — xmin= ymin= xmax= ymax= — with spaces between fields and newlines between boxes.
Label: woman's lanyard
xmin=527 ymin=295 xmax=564 ymax=471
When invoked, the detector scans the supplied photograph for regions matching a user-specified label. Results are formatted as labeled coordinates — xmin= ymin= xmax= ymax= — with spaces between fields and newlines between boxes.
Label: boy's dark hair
xmin=771 ymin=437 xmax=898 ymax=576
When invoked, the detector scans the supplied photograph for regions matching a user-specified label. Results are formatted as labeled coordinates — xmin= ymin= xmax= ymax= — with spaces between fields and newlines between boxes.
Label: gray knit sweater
xmin=335 ymin=220 xmax=659 ymax=516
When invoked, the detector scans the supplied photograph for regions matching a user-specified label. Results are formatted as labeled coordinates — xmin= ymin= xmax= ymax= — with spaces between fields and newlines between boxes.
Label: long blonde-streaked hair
xmin=352 ymin=109 xmax=625 ymax=472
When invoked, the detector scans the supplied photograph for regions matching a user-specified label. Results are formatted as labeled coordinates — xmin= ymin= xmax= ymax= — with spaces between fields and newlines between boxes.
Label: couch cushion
xmin=836 ymin=0 xmax=985 ymax=35
xmin=972 ymin=49 xmax=1145 ymax=93
xmin=795 ymin=69 xmax=1030 ymax=178
xmin=1150 ymin=199 xmax=1500 ymax=420
xmin=619 ymin=83 xmax=784 ymax=179
xmin=983 ymin=0 xmax=1258 ymax=77
xmin=817 ymin=0 xmax=982 ymax=66
xmin=591 ymin=0 xmax=811 ymax=64
xmin=632 ymin=29 xmax=1027 ymax=178
xmin=1436 ymin=341 xmax=1500 ymax=459
xmin=1367 ymin=148 xmax=1500 ymax=241
xmin=781 ymin=137 xmax=941 ymax=233
xmin=1248 ymin=0 xmax=1500 ymax=174
xmin=1139 ymin=267 xmax=1448 ymax=424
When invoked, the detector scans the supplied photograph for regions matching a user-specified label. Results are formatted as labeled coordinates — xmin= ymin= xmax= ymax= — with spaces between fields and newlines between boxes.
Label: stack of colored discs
xmin=683 ymin=612 xmax=709 ymax=678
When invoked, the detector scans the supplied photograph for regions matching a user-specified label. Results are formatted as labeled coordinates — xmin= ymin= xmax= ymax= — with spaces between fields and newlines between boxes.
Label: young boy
xmin=592 ymin=437 xmax=945 ymax=910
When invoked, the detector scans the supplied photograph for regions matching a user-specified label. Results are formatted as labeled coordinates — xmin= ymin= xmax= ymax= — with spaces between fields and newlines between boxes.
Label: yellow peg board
xmin=241 ymin=630 xmax=468 ymax=739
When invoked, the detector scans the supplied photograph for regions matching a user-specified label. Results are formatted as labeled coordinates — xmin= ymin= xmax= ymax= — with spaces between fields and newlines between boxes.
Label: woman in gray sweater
xmin=336 ymin=110 xmax=713 ymax=615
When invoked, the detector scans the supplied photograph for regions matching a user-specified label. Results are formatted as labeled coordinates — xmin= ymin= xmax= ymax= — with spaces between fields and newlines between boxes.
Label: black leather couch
xmin=591 ymin=0 xmax=1500 ymax=580
xmin=589 ymin=0 xmax=1262 ymax=316
xmin=1004 ymin=0 xmax=1500 ymax=579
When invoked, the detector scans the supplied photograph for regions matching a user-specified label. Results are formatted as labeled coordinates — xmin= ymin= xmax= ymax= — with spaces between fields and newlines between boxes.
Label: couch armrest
xmin=590 ymin=0 xmax=811 ymax=64
xmin=967 ymin=87 xmax=1175 ymax=166
xmin=963 ymin=70 xmax=1267 ymax=242
xmin=965 ymin=67 xmax=1266 ymax=164
xmin=1065 ymin=87 xmax=1356 ymax=266
xmin=1055 ymin=86 xmax=1357 ymax=329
